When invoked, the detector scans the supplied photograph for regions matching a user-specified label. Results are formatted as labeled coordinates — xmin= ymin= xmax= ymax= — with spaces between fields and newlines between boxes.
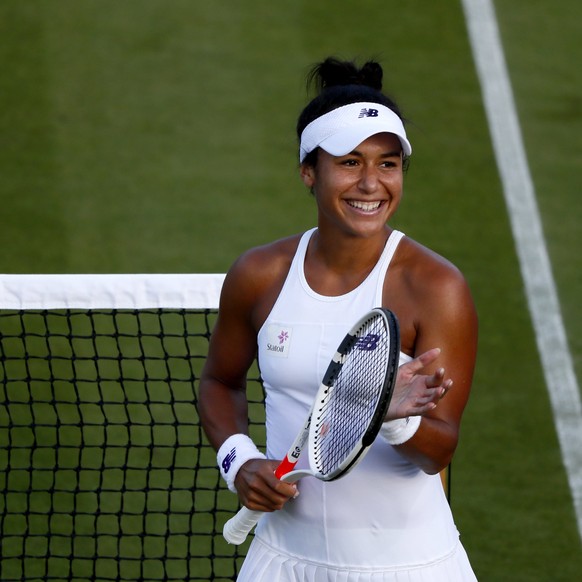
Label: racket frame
xmin=308 ymin=308 xmax=400 ymax=481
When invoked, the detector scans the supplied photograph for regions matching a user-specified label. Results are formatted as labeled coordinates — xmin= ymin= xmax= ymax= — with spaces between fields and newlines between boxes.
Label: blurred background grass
xmin=1 ymin=0 xmax=581 ymax=579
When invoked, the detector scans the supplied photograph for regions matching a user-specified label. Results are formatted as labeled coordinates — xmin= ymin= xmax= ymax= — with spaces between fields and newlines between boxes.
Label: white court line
xmin=461 ymin=0 xmax=582 ymax=542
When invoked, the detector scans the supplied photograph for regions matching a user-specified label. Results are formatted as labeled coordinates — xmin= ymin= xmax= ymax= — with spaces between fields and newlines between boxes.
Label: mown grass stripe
xmin=462 ymin=0 xmax=582 ymax=542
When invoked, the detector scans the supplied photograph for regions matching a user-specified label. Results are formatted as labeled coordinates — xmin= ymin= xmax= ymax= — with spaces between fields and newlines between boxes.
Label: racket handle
xmin=223 ymin=506 xmax=264 ymax=545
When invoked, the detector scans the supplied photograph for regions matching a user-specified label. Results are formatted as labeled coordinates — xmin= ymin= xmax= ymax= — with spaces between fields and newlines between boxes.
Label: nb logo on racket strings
xmin=355 ymin=333 xmax=380 ymax=351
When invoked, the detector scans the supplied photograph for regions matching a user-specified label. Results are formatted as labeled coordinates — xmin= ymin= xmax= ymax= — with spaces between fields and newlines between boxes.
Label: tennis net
xmin=0 ymin=274 xmax=265 ymax=582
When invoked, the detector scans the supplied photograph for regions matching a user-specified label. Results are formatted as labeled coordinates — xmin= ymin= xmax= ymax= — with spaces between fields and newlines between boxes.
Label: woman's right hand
xmin=234 ymin=458 xmax=299 ymax=512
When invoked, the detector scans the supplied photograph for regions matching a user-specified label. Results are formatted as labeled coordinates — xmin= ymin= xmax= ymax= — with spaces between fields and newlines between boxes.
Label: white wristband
xmin=379 ymin=416 xmax=421 ymax=445
xmin=217 ymin=434 xmax=266 ymax=493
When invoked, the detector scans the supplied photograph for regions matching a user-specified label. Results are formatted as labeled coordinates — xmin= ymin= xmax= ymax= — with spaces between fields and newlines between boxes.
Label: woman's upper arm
xmin=198 ymin=255 xmax=262 ymax=448
xmin=395 ymin=257 xmax=478 ymax=473
xmin=416 ymin=266 xmax=478 ymax=429
xmin=205 ymin=260 xmax=260 ymax=385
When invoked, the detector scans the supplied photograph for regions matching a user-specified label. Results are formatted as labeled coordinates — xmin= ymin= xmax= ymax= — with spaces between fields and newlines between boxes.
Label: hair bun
xmin=359 ymin=61 xmax=383 ymax=91
xmin=309 ymin=57 xmax=383 ymax=92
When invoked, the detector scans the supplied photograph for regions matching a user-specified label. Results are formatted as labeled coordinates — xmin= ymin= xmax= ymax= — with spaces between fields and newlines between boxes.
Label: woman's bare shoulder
xmin=219 ymin=233 xmax=304 ymax=321
xmin=236 ymin=234 xmax=301 ymax=271
xmin=387 ymin=234 xmax=478 ymax=370
xmin=387 ymin=235 xmax=477 ymax=336
xmin=228 ymin=234 xmax=301 ymax=286
xmin=396 ymin=236 xmax=470 ymax=297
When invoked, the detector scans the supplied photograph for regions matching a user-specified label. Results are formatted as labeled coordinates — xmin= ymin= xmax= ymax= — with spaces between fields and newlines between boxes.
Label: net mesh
xmin=0 ymin=276 xmax=265 ymax=582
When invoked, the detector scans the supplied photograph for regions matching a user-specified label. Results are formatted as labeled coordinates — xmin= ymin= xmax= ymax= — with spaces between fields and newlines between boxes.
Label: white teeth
xmin=348 ymin=200 xmax=381 ymax=211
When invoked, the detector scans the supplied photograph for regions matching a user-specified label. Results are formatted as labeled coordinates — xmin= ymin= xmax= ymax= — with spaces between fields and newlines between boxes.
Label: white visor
xmin=299 ymin=102 xmax=412 ymax=163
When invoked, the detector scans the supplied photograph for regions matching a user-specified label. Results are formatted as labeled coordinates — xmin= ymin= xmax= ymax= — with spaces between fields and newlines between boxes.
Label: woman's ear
xmin=300 ymin=163 xmax=315 ymax=189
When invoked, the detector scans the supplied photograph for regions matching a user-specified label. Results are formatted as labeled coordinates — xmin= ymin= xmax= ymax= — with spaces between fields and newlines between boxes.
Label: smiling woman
xmin=300 ymin=133 xmax=405 ymax=244
xmin=199 ymin=56 xmax=479 ymax=582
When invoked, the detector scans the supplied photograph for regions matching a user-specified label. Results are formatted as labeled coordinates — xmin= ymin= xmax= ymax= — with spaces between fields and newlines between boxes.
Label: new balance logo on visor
xmin=358 ymin=108 xmax=379 ymax=118
xmin=222 ymin=448 xmax=236 ymax=473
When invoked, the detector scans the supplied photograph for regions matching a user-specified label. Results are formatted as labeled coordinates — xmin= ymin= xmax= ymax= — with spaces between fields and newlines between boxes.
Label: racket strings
xmin=312 ymin=315 xmax=391 ymax=476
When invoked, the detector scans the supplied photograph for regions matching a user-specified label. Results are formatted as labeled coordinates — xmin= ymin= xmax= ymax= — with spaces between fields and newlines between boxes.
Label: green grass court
xmin=1 ymin=1 xmax=581 ymax=580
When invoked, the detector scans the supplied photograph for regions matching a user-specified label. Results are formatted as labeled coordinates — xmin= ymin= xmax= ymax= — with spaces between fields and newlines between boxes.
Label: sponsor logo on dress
xmin=266 ymin=324 xmax=292 ymax=358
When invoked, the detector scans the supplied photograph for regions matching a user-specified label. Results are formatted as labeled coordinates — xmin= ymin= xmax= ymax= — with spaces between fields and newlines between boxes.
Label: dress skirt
xmin=236 ymin=536 xmax=478 ymax=582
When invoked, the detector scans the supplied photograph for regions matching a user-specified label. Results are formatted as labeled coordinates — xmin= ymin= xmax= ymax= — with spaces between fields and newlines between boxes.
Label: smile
xmin=347 ymin=200 xmax=382 ymax=212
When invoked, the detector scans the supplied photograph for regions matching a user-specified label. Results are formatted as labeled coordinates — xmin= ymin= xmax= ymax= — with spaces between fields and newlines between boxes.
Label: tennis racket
xmin=223 ymin=307 xmax=400 ymax=545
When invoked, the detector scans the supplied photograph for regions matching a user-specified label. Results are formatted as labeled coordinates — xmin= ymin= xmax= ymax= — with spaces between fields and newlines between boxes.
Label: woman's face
xmin=300 ymin=132 xmax=405 ymax=239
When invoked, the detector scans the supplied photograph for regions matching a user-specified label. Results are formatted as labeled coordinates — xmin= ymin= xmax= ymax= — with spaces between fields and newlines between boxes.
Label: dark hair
xmin=297 ymin=57 xmax=406 ymax=166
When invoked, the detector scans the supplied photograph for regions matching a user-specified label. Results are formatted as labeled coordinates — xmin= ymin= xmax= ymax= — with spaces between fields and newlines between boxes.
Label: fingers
xmin=426 ymin=367 xmax=445 ymax=388
xmin=388 ymin=347 xmax=454 ymax=420
xmin=427 ymin=378 xmax=454 ymax=408
xmin=235 ymin=459 xmax=298 ymax=512
xmin=399 ymin=349 xmax=453 ymax=395
xmin=409 ymin=382 xmax=452 ymax=414
xmin=400 ymin=348 xmax=441 ymax=375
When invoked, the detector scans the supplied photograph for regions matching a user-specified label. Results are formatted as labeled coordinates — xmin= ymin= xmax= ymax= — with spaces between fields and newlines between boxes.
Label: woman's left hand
xmin=384 ymin=348 xmax=452 ymax=421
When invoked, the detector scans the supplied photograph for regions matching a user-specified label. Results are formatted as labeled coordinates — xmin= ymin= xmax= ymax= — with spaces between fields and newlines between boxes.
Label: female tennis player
xmin=199 ymin=57 xmax=478 ymax=581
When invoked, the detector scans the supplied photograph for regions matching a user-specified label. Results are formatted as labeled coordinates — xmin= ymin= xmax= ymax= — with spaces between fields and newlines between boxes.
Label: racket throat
xmin=275 ymin=456 xmax=298 ymax=479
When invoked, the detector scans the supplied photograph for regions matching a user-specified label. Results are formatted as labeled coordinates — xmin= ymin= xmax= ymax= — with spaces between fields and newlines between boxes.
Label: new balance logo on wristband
xmin=358 ymin=108 xmax=379 ymax=118
xmin=222 ymin=447 xmax=236 ymax=473
xmin=218 ymin=435 xmax=266 ymax=493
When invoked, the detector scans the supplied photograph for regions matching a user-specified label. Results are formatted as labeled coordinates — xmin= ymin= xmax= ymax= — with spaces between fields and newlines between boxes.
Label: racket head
xmin=308 ymin=307 xmax=400 ymax=481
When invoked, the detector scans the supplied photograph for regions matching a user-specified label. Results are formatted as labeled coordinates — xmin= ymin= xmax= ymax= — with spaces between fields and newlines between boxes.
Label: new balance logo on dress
xmin=358 ymin=108 xmax=379 ymax=118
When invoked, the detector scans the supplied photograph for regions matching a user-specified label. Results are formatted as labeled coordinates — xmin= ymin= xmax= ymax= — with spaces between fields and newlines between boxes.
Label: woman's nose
xmin=358 ymin=166 xmax=379 ymax=193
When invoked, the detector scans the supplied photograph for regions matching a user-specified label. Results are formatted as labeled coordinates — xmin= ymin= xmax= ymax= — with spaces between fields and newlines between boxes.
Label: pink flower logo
xmin=278 ymin=330 xmax=289 ymax=345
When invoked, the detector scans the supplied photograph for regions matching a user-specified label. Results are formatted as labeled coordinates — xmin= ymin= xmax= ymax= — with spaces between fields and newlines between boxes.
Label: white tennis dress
xmin=238 ymin=228 xmax=477 ymax=581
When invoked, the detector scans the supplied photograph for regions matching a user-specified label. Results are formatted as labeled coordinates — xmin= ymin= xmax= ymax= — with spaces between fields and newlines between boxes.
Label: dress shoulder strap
xmin=374 ymin=230 xmax=405 ymax=305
